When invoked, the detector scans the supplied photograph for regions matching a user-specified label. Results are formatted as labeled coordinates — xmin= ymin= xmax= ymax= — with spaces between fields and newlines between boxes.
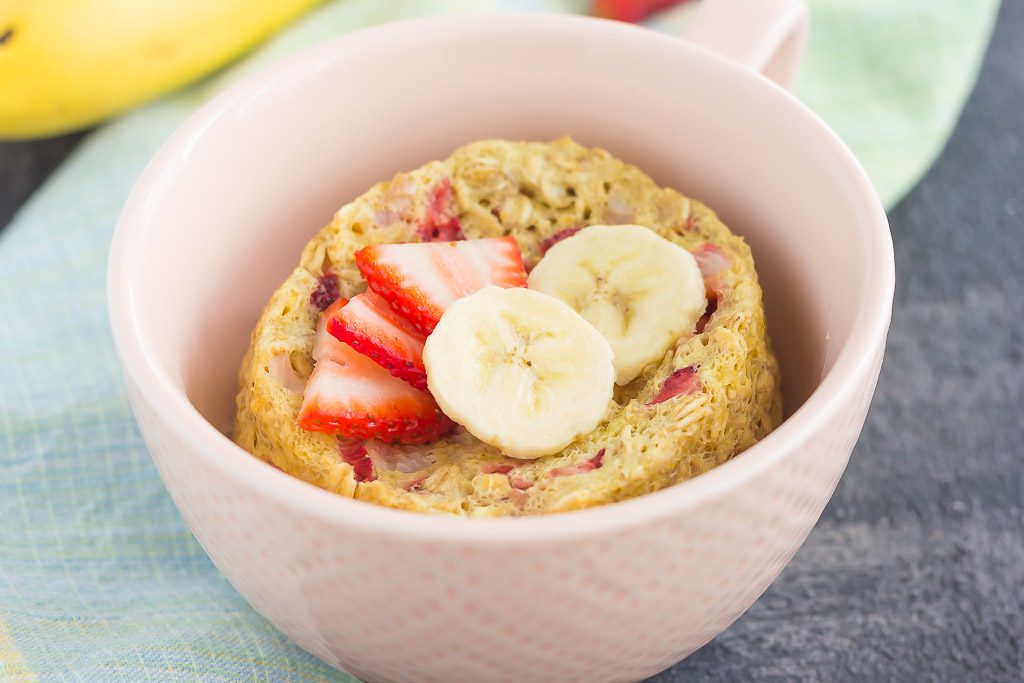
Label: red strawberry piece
xmin=695 ymin=284 xmax=720 ymax=334
xmin=480 ymin=462 xmax=514 ymax=475
xmin=539 ymin=226 xmax=582 ymax=254
xmin=509 ymin=476 xmax=534 ymax=490
xmin=691 ymin=242 xmax=731 ymax=279
xmin=310 ymin=272 xmax=340 ymax=311
xmin=422 ymin=216 xmax=464 ymax=243
xmin=299 ymin=336 xmax=452 ymax=443
xmin=691 ymin=244 xmax=729 ymax=333
xmin=592 ymin=0 xmax=685 ymax=22
xmin=328 ymin=291 xmax=428 ymax=390
xmin=355 ymin=236 xmax=528 ymax=334
xmin=648 ymin=365 xmax=701 ymax=405
xmin=548 ymin=448 xmax=606 ymax=477
xmin=339 ymin=440 xmax=375 ymax=482
xmin=427 ymin=178 xmax=454 ymax=217
xmin=418 ymin=178 xmax=465 ymax=242
xmin=405 ymin=473 xmax=429 ymax=492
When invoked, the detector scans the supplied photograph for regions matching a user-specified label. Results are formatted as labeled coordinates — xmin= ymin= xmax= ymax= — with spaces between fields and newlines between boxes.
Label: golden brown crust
xmin=234 ymin=137 xmax=782 ymax=516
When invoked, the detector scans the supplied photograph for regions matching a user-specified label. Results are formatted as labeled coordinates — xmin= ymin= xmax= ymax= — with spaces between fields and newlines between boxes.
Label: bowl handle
xmin=679 ymin=0 xmax=809 ymax=90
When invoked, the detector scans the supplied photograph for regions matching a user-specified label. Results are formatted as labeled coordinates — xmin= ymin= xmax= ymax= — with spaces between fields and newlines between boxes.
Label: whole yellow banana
xmin=0 ymin=0 xmax=321 ymax=139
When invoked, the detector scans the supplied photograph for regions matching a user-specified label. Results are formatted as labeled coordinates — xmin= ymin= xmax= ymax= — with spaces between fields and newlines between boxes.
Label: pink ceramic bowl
xmin=108 ymin=3 xmax=893 ymax=682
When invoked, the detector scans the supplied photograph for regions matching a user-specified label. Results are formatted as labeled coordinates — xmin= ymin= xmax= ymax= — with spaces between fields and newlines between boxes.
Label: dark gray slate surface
xmin=1 ymin=1 xmax=1020 ymax=680
xmin=662 ymin=1 xmax=1024 ymax=680
xmin=0 ymin=131 xmax=85 ymax=228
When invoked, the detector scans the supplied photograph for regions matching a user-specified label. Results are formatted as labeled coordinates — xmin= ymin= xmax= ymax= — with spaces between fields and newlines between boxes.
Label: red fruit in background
xmin=592 ymin=0 xmax=686 ymax=22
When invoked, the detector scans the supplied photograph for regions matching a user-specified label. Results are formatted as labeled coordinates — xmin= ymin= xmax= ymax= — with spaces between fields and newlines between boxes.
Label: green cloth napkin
xmin=0 ymin=0 xmax=996 ymax=680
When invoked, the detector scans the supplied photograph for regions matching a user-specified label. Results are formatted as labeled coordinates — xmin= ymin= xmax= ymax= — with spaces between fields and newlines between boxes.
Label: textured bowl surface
xmin=109 ymin=13 xmax=893 ymax=683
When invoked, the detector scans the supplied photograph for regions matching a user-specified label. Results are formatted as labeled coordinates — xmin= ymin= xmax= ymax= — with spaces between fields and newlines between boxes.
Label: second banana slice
xmin=423 ymin=286 xmax=614 ymax=459
xmin=528 ymin=224 xmax=706 ymax=385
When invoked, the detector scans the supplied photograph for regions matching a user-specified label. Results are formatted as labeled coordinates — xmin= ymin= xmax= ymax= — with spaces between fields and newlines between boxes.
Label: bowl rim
xmin=108 ymin=12 xmax=894 ymax=543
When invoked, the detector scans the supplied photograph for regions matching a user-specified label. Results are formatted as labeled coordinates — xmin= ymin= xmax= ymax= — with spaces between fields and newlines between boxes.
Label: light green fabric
xmin=797 ymin=0 xmax=998 ymax=206
xmin=0 ymin=0 xmax=996 ymax=680
xmin=651 ymin=0 xmax=999 ymax=207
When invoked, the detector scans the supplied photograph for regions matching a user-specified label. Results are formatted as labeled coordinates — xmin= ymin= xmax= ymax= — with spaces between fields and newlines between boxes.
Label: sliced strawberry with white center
xmin=355 ymin=236 xmax=528 ymax=334
xmin=299 ymin=344 xmax=452 ymax=442
xmin=300 ymin=302 xmax=452 ymax=443
xmin=327 ymin=291 xmax=428 ymax=390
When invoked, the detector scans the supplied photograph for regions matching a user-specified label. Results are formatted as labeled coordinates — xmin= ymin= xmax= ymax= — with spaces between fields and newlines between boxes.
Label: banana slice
xmin=423 ymin=286 xmax=614 ymax=459
xmin=528 ymin=224 xmax=706 ymax=385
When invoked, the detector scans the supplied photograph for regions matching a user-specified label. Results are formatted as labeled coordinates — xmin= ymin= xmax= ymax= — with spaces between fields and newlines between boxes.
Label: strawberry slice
xmin=327 ymin=291 xmax=428 ymax=390
xmin=300 ymin=303 xmax=452 ymax=443
xmin=355 ymin=237 xmax=528 ymax=334
xmin=299 ymin=345 xmax=452 ymax=442
xmin=592 ymin=0 xmax=685 ymax=22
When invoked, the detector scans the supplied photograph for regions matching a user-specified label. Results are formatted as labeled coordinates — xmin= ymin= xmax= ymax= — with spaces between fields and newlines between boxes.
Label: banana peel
xmin=0 ymin=0 xmax=321 ymax=139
